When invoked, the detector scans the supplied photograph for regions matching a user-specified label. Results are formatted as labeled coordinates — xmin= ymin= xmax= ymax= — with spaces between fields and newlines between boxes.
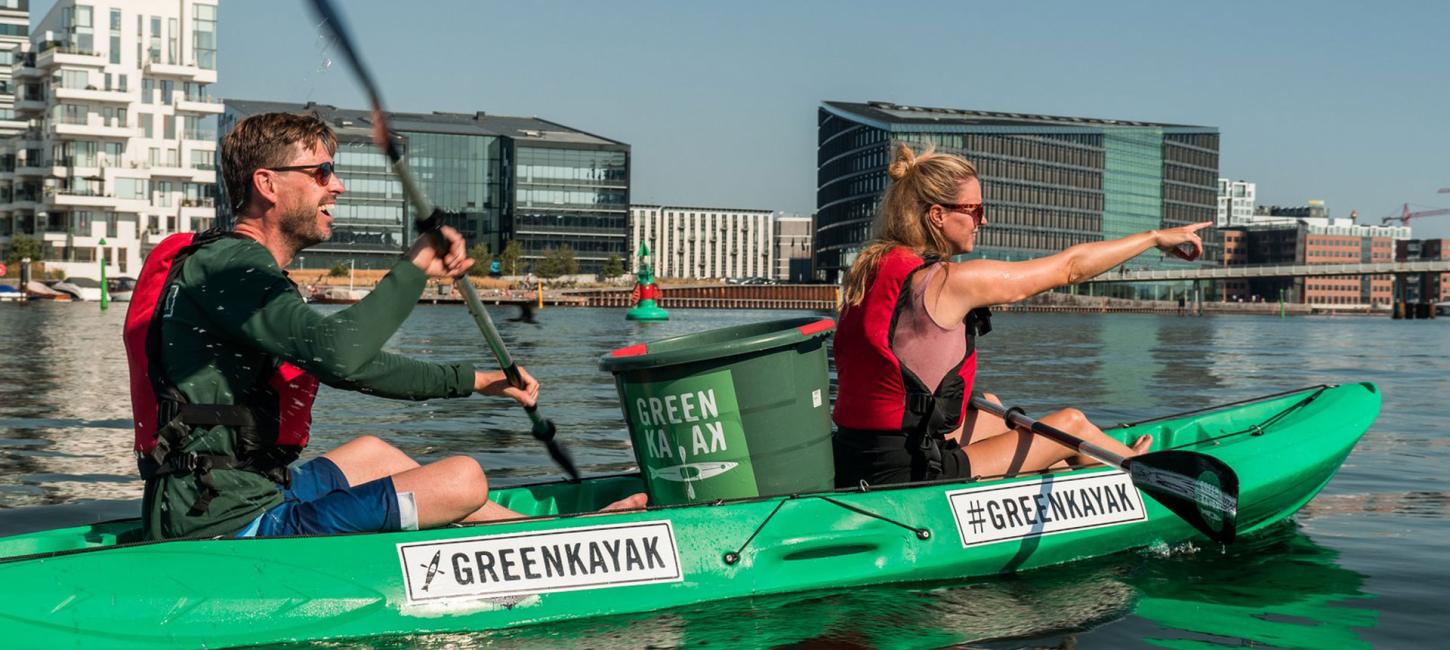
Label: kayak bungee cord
xmin=970 ymin=396 xmax=1241 ymax=544
xmin=306 ymin=0 xmax=580 ymax=482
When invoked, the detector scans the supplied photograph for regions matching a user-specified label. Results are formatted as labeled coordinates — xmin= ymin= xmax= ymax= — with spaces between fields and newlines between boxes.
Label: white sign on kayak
xmin=946 ymin=471 xmax=1147 ymax=548
xmin=397 ymin=521 xmax=684 ymax=604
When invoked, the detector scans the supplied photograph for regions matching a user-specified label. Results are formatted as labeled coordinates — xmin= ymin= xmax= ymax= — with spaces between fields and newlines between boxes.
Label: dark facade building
xmin=1397 ymin=238 xmax=1450 ymax=304
xmin=816 ymin=101 xmax=1220 ymax=295
xmin=222 ymin=100 xmax=630 ymax=273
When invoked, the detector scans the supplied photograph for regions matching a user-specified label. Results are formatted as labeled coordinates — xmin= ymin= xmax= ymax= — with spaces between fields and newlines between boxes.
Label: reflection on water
xmin=2 ymin=305 xmax=1447 ymax=648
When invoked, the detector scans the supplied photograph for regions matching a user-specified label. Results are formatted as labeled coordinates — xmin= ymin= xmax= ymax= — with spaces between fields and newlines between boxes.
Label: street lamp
xmin=347 ymin=258 xmax=355 ymax=292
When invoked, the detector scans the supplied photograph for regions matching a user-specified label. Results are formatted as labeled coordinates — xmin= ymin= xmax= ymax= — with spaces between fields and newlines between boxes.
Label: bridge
xmin=1092 ymin=260 xmax=1450 ymax=283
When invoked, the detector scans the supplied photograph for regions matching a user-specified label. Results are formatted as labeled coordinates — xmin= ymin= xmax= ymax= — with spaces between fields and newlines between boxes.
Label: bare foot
xmin=600 ymin=492 xmax=649 ymax=512
xmin=1130 ymin=434 xmax=1153 ymax=454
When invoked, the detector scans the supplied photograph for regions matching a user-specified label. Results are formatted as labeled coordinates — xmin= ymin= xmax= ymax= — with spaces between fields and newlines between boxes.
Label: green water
xmin=1 ymin=304 xmax=1444 ymax=648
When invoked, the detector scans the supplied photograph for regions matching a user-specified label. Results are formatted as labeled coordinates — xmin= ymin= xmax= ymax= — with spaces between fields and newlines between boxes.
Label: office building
xmin=629 ymin=205 xmax=774 ymax=280
xmin=224 ymin=100 xmax=630 ymax=274
xmin=816 ymin=101 xmax=1221 ymax=298
xmin=774 ymin=213 xmax=812 ymax=282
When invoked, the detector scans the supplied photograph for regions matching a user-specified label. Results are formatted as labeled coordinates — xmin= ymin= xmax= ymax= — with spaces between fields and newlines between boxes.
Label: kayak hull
xmin=0 ymin=383 xmax=1380 ymax=648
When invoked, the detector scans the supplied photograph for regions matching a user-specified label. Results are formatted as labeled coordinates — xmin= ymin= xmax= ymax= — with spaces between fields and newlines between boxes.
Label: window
xmin=193 ymin=4 xmax=217 ymax=70
xmin=190 ymin=149 xmax=213 ymax=170
xmin=142 ymin=78 xmax=153 ymax=104
xmin=160 ymin=79 xmax=173 ymax=105
xmin=163 ymin=114 xmax=174 ymax=139
xmin=149 ymin=17 xmax=160 ymax=63
xmin=110 ymin=9 xmax=121 ymax=64
xmin=114 ymin=177 xmax=149 ymax=200
xmin=167 ymin=18 xmax=177 ymax=64
xmin=141 ymin=113 xmax=153 ymax=138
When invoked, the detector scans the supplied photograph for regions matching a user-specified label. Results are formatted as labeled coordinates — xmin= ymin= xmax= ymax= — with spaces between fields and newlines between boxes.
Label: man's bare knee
xmin=438 ymin=456 xmax=489 ymax=498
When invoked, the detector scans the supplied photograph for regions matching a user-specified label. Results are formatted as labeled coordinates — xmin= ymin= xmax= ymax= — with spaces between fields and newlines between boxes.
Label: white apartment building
xmin=0 ymin=0 xmax=219 ymax=281
xmin=630 ymin=205 xmax=774 ymax=280
xmin=1217 ymin=178 xmax=1255 ymax=227
xmin=773 ymin=213 xmax=812 ymax=281
xmin=0 ymin=0 xmax=29 ymax=137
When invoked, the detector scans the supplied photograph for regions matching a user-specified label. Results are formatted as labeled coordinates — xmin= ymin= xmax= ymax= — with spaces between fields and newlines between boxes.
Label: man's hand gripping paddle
xmin=308 ymin=0 xmax=580 ymax=482
xmin=970 ymin=396 xmax=1238 ymax=544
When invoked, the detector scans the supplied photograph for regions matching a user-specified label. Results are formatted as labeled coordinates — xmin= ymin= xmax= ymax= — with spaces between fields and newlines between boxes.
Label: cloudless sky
xmin=30 ymin=0 xmax=1450 ymax=238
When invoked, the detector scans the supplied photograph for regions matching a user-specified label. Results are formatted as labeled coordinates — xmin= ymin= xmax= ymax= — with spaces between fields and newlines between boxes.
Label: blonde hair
xmin=841 ymin=142 xmax=978 ymax=308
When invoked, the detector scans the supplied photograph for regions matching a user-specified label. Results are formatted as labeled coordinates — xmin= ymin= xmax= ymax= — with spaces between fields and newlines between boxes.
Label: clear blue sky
xmin=32 ymin=0 xmax=1450 ymax=238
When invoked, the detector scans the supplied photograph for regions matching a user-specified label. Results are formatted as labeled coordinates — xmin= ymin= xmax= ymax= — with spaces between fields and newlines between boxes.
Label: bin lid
xmin=600 ymin=317 xmax=834 ymax=372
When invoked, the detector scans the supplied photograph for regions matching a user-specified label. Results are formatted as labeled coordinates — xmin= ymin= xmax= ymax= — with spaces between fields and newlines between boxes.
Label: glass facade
xmin=406 ymin=131 xmax=505 ymax=251
xmin=223 ymin=102 xmax=630 ymax=274
xmin=514 ymin=144 xmax=629 ymax=274
xmin=816 ymin=102 xmax=1220 ymax=297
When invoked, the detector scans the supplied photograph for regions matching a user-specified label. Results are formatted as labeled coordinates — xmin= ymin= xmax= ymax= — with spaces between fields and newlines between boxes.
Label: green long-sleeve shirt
xmin=142 ymin=236 xmax=474 ymax=539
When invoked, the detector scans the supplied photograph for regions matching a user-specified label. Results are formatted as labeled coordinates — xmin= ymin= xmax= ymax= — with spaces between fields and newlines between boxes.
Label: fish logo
xmin=419 ymin=550 xmax=442 ymax=591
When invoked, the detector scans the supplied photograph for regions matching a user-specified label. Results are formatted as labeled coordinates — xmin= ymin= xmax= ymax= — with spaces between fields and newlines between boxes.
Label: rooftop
xmin=224 ymin=99 xmax=627 ymax=147
xmin=822 ymin=100 xmax=1213 ymax=131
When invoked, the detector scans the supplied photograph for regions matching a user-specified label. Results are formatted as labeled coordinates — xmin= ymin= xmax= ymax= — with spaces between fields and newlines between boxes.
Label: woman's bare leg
xmin=963 ymin=407 xmax=1150 ymax=478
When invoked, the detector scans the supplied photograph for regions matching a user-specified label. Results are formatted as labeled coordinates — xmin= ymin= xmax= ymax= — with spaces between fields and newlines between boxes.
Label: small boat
xmin=0 ymin=284 xmax=22 ymax=302
xmin=107 ymin=276 xmax=137 ymax=302
xmin=50 ymin=277 xmax=103 ymax=301
xmin=0 ymin=383 xmax=1379 ymax=649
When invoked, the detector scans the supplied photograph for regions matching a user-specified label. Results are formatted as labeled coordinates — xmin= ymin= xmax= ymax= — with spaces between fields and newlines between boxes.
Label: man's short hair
xmin=221 ymin=112 xmax=338 ymax=213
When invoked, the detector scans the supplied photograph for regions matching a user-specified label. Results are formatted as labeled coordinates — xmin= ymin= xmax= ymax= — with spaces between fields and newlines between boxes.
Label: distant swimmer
xmin=509 ymin=301 xmax=539 ymax=324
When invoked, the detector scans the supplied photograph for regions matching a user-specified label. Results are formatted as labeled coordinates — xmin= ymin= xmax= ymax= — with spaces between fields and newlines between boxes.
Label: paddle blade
xmin=1126 ymin=450 xmax=1239 ymax=544
xmin=532 ymin=416 xmax=581 ymax=483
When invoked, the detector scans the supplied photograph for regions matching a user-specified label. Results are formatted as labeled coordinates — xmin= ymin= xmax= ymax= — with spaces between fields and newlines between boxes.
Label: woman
xmin=832 ymin=143 xmax=1210 ymax=486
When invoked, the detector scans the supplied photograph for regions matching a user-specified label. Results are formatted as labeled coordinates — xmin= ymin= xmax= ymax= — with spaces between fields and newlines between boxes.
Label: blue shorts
xmin=236 ymin=457 xmax=419 ymax=538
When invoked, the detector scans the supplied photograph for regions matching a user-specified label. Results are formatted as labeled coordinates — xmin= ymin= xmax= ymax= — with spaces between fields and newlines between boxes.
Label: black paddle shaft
xmin=970 ymin=396 xmax=1239 ymax=544
xmin=309 ymin=0 xmax=580 ymax=482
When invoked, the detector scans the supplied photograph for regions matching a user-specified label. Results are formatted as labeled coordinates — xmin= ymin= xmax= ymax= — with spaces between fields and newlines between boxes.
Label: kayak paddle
xmin=308 ymin=0 xmax=581 ymax=482
xmin=969 ymin=396 xmax=1238 ymax=544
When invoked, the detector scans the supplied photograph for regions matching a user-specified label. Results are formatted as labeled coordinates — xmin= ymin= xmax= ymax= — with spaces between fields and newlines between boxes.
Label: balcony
xmin=54 ymin=85 xmax=133 ymax=104
xmin=176 ymin=96 xmax=224 ymax=114
xmin=52 ymin=120 xmax=141 ymax=140
xmin=144 ymin=60 xmax=217 ymax=84
xmin=44 ymin=188 xmax=129 ymax=209
xmin=37 ymin=47 xmax=106 ymax=69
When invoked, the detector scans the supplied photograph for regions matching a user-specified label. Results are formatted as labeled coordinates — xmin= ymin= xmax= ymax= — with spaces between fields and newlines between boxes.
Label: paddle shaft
xmin=308 ymin=0 xmax=573 ymax=479
xmin=970 ymin=395 xmax=1240 ymax=544
xmin=969 ymin=396 xmax=1127 ymax=468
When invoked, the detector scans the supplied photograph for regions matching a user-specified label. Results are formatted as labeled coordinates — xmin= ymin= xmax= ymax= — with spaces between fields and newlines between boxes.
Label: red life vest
xmin=125 ymin=231 xmax=318 ymax=507
xmin=832 ymin=247 xmax=991 ymax=440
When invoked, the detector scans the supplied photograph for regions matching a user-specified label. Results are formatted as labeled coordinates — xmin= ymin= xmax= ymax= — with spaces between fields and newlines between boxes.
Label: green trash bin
xmin=600 ymin=317 xmax=836 ymax=506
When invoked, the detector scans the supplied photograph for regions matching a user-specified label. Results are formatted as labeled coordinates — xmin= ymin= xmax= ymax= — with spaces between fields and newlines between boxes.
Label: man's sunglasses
xmin=265 ymin=161 xmax=335 ymax=185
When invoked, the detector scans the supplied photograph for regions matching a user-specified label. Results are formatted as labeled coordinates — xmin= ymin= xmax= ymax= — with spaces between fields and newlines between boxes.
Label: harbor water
xmin=0 ymin=303 xmax=1446 ymax=649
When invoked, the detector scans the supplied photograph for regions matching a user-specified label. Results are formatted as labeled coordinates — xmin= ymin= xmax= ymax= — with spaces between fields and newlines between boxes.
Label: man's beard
xmin=278 ymin=203 xmax=329 ymax=252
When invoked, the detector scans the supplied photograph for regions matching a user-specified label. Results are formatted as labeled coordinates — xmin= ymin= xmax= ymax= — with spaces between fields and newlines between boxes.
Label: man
xmin=132 ymin=112 xmax=642 ymax=540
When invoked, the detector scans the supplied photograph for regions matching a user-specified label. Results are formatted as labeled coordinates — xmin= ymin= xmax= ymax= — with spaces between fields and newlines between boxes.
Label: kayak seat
xmin=489 ymin=475 xmax=648 ymax=517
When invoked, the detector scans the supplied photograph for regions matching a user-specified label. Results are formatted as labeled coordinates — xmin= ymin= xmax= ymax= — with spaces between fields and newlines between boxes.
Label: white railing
xmin=1095 ymin=260 xmax=1450 ymax=283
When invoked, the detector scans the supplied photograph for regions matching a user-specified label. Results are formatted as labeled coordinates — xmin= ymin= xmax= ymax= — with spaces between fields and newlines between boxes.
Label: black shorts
xmin=833 ymin=429 xmax=971 ymax=488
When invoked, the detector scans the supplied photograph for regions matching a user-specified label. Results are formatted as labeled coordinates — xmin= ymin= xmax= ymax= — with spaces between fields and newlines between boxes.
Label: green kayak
xmin=0 ymin=383 xmax=1378 ymax=649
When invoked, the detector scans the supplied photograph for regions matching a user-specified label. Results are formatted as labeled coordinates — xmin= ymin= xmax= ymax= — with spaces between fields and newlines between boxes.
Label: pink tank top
xmin=889 ymin=263 xmax=967 ymax=392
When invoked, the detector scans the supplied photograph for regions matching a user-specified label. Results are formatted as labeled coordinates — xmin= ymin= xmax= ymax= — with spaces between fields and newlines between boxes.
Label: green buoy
xmin=627 ymin=243 xmax=669 ymax=321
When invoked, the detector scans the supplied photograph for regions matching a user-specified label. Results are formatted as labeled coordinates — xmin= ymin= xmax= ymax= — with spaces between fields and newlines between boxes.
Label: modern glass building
xmin=817 ymin=101 xmax=1221 ymax=297
xmin=222 ymin=100 xmax=629 ymax=273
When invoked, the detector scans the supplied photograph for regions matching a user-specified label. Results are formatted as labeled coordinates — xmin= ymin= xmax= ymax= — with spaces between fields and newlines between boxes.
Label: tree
xmin=601 ymin=253 xmax=625 ymax=278
xmin=535 ymin=246 xmax=577 ymax=279
xmin=498 ymin=240 xmax=524 ymax=276
xmin=3 ymin=234 xmax=44 ymax=267
xmin=467 ymin=243 xmax=492 ymax=277
xmin=329 ymin=262 xmax=349 ymax=278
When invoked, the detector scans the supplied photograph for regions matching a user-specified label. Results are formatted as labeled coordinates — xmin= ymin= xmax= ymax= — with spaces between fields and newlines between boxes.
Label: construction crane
xmin=1381 ymin=203 xmax=1450 ymax=226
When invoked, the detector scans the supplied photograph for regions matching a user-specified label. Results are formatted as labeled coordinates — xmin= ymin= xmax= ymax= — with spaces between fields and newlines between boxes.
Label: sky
xmin=29 ymin=0 xmax=1450 ymax=239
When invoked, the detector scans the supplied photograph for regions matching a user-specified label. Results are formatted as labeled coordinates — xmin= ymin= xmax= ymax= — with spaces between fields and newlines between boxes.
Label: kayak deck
xmin=0 ymin=383 xmax=1380 ymax=649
